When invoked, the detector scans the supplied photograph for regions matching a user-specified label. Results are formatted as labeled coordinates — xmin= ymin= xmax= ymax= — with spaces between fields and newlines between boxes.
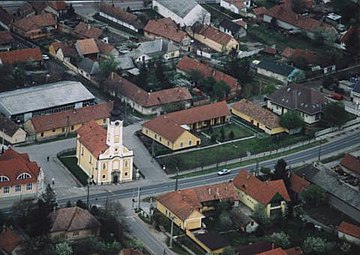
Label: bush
xmin=302 ymin=236 xmax=332 ymax=253
xmin=267 ymin=232 xmax=291 ymax=248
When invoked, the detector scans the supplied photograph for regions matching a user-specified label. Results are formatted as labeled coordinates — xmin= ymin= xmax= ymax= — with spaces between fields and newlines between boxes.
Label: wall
xmin=257 ymin=67 xmax=287 ymax=83
xmin=0 ymin=128 xmax=26 ymax=144
xmin=193 ymin=32 xmax=239 ymax=53
xmin=99 ymin=11 xmax=139 ymax=32
xmin=338 ymin=232 xmax=360 ymax=246
xmin=0 ymin=182 xmax=38 ymax=199
xmin=50 ymin=228 xmax=99 ymax=241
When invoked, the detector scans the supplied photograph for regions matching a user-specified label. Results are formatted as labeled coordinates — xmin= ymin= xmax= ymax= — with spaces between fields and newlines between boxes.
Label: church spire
xmin=110 ymin=99 xmax=122 ymax=122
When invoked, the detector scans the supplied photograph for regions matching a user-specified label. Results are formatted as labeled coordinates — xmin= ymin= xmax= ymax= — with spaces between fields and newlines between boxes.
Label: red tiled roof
xmin=0 ymin=149 xmax=40 ymax=188
xmin=281 ymin=47 xmax=295 ymax=59
xmin=233 ymin=171 xmax=291 ymax=205
xmin=285 ymin=247 xmax=304 ymax=255
xmin=177 ymin=56 xmax=240 ymax=92
xmin=0 ymin=229 xmax=22 ymax=254
xmin=74 ymin=22 xmax=103 ymax=39
xmin=340 ymin=154 xmax=360 ymax=175
xmin=253 ymin=7 xmax=267 ymax=17
xmin=50 ymin=206 xmax=101 ymax=233
xmin=0 ymin=31 xmax=15 ymax=45
xmin=340 ymin=26 xmax=360 ymax=45
xmin=77 ymin=120 xmax=108 ymax=158
xmin=96 ymin=40 xmax=115 ymax=55
xmin=76 ymin=38 xmax=99 ymax=55
xmin=257 ymin=248 xmax=287 ymax=255
xmin=30 ymin=102 xmax=112 ymax=133
xmin=50 ymin=41 xmax=77 ymax=58
xmin=107 ymin=73 xmax=192 ymax=107
xmin=121 ymin=248 xmax=144 ymax=255
xmin=0 ymin=7 xmax=13 ymax=26
xmin=144 ymin=18 xmax=187 ymax=44
xmin=265 ymin=4 xmax=333 ymax=32
xmin=13 ymin=13 xmax=56 ymax=32
xmin=0 ymin=48 xmax=42 ymax=65
xmin=235 ymin=19 xmax=248 ymax=28
xmin=143 ymin=101 xmax=229 ymax=142
xmin=48 ymin=1 xmax=67 ymax=11
xmin=263 ymin=47 xmax=277 ymax=55
xmin=157 ymin=182 xmax=238 ymax=221
xmin=232 ymin=99 xmax=282 ymax=129
xmin=194 ymin=24 xmax=235 ymax=46
xmin=338 ymin=221 xmax=360 ymax=239
xmin=289 ymin=173 xmax=310 ymax=194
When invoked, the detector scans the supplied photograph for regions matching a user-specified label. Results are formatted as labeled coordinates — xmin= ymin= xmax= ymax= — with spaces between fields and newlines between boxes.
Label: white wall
xmin=99 ymin=11 xmax=139 ymax=32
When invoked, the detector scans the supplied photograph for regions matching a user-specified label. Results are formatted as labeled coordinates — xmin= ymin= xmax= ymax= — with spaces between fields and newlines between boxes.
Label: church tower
xmin=106 ymin=100 xmax=124 ymax=156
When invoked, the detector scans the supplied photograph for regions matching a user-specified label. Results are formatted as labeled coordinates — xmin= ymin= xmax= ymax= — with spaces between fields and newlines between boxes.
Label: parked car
xmin=218 ymin=168 xmax=231 ymax=176
xmin=42 ymin=54 xmax=49 ymax=60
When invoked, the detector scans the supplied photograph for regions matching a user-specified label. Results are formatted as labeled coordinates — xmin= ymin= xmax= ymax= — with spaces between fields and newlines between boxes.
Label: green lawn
xmin=203 ymin=122 xmax=254 ymax=142
xmin=58 ymin=156 xmax=88 ymax=186
xmin=158 ymin=134 xmax=309 ymax=173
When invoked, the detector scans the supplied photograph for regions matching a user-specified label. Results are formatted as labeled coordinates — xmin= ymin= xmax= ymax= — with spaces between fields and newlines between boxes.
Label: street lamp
xmin=87 ymin=177 xmax=91 ymax=210
xmin=318 ymin=139 xmax=322 ymax=162
xmin=169 ymin=216 xmax=175 ymax=249
xmin=175 ymin=167 xmax=179 ymax=191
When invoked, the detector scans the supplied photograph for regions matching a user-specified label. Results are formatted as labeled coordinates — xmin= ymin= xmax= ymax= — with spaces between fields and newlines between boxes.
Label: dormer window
xmin=0 ymin=175 xmax=10 ymax=182
xmin=17 ymin=173 xmax=31 ymax=180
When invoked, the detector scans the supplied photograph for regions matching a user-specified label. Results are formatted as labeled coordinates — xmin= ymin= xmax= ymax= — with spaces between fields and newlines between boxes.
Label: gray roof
xmin=352 ymin=80 xmax=360 ymax=94
xmin=0 ymin=116 xmax=21 ymax=137
xmin=116 ymin=55 xmax=135 ymax=70
xmin=295 ymin=164 xmax=360 ymax=210
xmin=78 ymin=58 xmax=100 ymax=75
xmin=0 ymin=81 xmax=95 ymax=116
xmin=219 ymin=19 xmax=242 ymax=33
xmin=257 ymin=59 xmax=295 ymax=77
xmin=129 ymin=39 xmax=179 ymax=59
xmin=155 ymin=0 xmax=198 ymax=18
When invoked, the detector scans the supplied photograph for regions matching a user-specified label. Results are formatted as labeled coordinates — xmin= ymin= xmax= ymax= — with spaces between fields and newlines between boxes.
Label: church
xmin=76 ymin=102 xmax=134 ymax=184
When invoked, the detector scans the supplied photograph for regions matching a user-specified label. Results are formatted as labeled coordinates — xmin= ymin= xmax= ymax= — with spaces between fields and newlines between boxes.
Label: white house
xmin=338 ymin=221 xmax=360 ymax=246
xmin=220 ymin=0 xmax=251 ymax=14
xmin=152 ymin=0 xmax=210 ymax=27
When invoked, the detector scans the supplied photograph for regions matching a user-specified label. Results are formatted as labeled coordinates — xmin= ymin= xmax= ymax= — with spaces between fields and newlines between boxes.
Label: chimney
xmin=87 ymin=23 xmax=91 ymax=30
xmin=208 ymin=188 xmax=211 ymax=195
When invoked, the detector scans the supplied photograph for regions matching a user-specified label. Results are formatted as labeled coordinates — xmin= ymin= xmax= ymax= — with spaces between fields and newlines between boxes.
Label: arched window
xmin=17 ymin=173 xmax=31 ymax=180
xmin=0 ymin=176 xmax=9 ymax=182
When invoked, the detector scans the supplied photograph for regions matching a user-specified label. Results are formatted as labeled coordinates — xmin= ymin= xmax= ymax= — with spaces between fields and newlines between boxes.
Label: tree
xmin=267 ymin=232 xmax=291 ymax=248
xmin=322 ymin=76 xmax=335 ymax=89
xmin=40 ymin=184 xmax=57 ymax=209
xmin=222 ymin=247 xmax=237 ymax=255
xmin=280 ymin=111 xmax=304 ymax=130
xmin=300 ymin=184 xmax=327 ymax=206
xmin=291 ymin=0 xmax=307 ymax=13
xmin=76 ymin=200 xmax=87 ymax=209
xmin=228 ymin=130 xmax=235 ymax=140
xmin=136 ymin=62 xmax=148 ymax=89
xmin=252 ymin=204 xmax=270 ymax=225
xmin=188 ymin=69 xmax=202 ymax=86
xmin=220 ymin=126 xmax=226 ymax=141
xmin=219 ymin=211 xmax=232 ymax=229
xmin=273 ymin=159 xmax=289 ymax=186
xmin=55 ymin=242 xmax=73 ymax=255
xmin=198 ymin=76 xmax=216 ymax=94
xmin=99 ymin=55 xmax=119 ymax=79
xmin=66 ymin=200 xmax=72 ymax=208
xmin=322 ymin=102 xmax=348 ymax=127
xmin=213 ymin=80 xmax=230 ymax=100
xmin=302 ymin=236 xmax=331 ymax=254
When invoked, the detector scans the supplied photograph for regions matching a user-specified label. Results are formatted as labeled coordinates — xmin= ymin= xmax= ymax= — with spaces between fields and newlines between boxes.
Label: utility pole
xmin=137 ymin=186 xmax=141 ymax=210
xmin=175 ymin=167 xmax=179 ymax=191
xmin=255 ymin=158 xmax=259 ymax=176
xmin=169 ymin=216 xmax=175 ymax=248
xmin=151 ymin=140 xmax=155 ymax=162
xmin=87 ymin=178 xmax=91 ymax=210
xmin=318 ymin=139 xmax=322 ymax=162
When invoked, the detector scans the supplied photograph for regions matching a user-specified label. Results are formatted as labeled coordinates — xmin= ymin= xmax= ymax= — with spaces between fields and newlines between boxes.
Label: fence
xmin=315 ymin=118 xmax=360 ymax=137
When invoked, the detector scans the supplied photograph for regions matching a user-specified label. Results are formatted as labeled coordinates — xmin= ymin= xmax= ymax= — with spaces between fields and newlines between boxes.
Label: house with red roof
xmin=0 ymin=48 xmax=43 ymax=66
xmin=233 ymin=171 xmax=291 ymax=218
xmin=104 ymin=73 xmax=192 ymax=115
xmin=340 ymin=153 xmax=360 ymax=178
xmin=76 ymin=103 xmax=134 ymax=184
xmin=74 ymin=22 xmax=103 ymax=39
xmin=0 ymin=149 xmax=44 ymax=199
xmin=0 ymin=228 xmax=24 ymax=254
xmin=0 ymin=31 xmax=14 ymax=51
xmin=177 ymin=56 xmax=241 ymax=98
xmin=142 ymin=101 xmax=230 ymax=150
xmin=338 ymin=221 xmax=360 ymax=246
xmin=220 ymin=0 xmax=252 ymax=14
xmin=12 ymin=13 xmax=57 ymax=40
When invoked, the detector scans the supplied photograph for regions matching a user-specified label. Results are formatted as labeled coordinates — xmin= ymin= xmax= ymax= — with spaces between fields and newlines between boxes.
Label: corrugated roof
xmin=257 ymin=59 xmax=295 ymax=77
xmin=154 ymin=0 xmax=198 ymax=18
xmin=0 ymin=81 xmax=95 ymax=116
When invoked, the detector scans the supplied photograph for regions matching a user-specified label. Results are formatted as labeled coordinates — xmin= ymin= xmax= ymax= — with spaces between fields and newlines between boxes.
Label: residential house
xmin=191 ymin=22 xmax=239 ymax=52
xmin=295 ymin=164 xmax=360 ymax=223
xmin=24 ymin=102 xmax=112 ymax=141
xmin=75 ymin=38 xmax=99 ymax=59
xmin=156 ymin=182 xmax=238 ymax=230
xmin=265 ymin=84 xmax=328 ymax=124
xmin=74 ymin=22 xmax=103 ymax=39
xmin=99 ymin=3 xmax=144 ymax=33
xmin=350 ymin=80 xmax=360 ymax=110
xmin=258 ymin=248 xmax=287 ymax=255
xmin=77 ymin=58 xmax=100 ymax=80
xmin=129 ymin=39 xmax=180 ymax=64
xmin=0 ymin=47 xmax=43 ymax=66
xmin=238 ymin=241 xmax=273 ymax=255
xmin=142 ymin=101 xmax=230 ymax=150
xmin=96 ymin=40 xmax=119 ymax=58
xmin=281 ymin=47 xmax=336 ymax=74
xmin=289 ymin=173 xmax=310 ymax=203
xmin=76 ymin=103 xmax=134 ymax=184
xmin=49 ymin=206 xmax=101 ymax=241
xmin=104 ymin=73 xmax=192 ymax=115
xmin=177 ymin=56 xmax=241 ymax=98
xmin=49 ymin=41 xmax=77 ymax=69
xmin=120 ymin=249 xmax=144 ymax=255
xmin=231 ymin=99 xmax=288 ymax=135
xmin=252 ymin=6 xmax=267 ymax=22
xmin=144 ymin=18 xmax=191 ymax=46
xmin=340 ymin=26 xmax=360 ymax=51
xmin=17 ymin=2 xmax=36 ymax=18
xmin=338 ymin=221 xmax=360 ymax=246
xmin=191 ymin=231 xmax=230 ymax=254
xmin=12 ymin=13 xmax=57 ymax=40
xmin=44 ymin=1 xmax=68 ymax=18
xmin=29 ymin=1 xmax=48 ymax=15
xmin=0 ymin=116 xmax=26 ymax=144
xmin=233 ymin=171 xmax=291 ymax=218
xmin=220 ymin=0 xmax=251 ymax=14
xmin=285 ymin=247 xmax=304 ymax=255
xmin=0 ymin=81 xmax=95 ymax=123
xmin=263 ymin=4 xmax=337 ymax=39
xmin=0 ymin=7 xmax=14 ymax=30
xmin=230 ymin=209 xmax=258 ymax=233
xmin=152 ymin=0 xmax=210 ymax=27
xmin=0 ymin=228 xmax=24 ymax=255
xmin=0 ymin=31 xmax=15 ymax=51
xmin=339 ymin=153 xmax=360 ymax=178
xmin=0 ymin=149 xmax=44 ymax=199
xmin=255 ymin=59 xmax=304 ymax=83
xmin=219 ymin=19 xmax=246 ymax=38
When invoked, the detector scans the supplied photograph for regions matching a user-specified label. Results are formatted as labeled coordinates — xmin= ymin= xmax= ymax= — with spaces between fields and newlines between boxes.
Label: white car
xmin=42 ymin=54 xmax=49 ymax=60
xmin=218 ymin=168 xmax=231 ymax=176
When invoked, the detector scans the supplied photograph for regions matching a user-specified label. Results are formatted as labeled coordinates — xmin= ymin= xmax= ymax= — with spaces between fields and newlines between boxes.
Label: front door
xmin=113 ymin=174 xmax=119 ymax=184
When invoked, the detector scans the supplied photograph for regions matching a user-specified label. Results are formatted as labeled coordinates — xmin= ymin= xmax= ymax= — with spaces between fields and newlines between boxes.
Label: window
xmin=0 ymin=176 xmax=9 ymax=182
xmin=180 ymin=142 xmax=183 ymax=148
xmin=73 ymin=231 xmax=79 ymax=237
xmin=189 ymin=140 xmax=192 ymax=146
xmin=103 ymin=163 xmax=106 ymax=169
xmin=41 ymin=132 xmax=44 ymax=137
xmin=15 ymin=185 xmax=21 ymax=192
xmin=17 ymin=173 xmax=31 ymax=180
xmin=81 ymin=146 xmax=84 ymax=156
xmin=89 ymin=155 xmax=92 ymax=164
xmin=26 ymin=183 xmax=32 ymax=190
xmin=145 ymin=129 xmax=148 ymax=134
xmin=3 ymin=186 xmax=9 ymax=194
xmin=62 ymin=127 xmax=65 ymax=132
xmin=103 ymin=175 xmax=106 ymax=179
xmin=154 ymin=134 xmax=157 ymax=139
xmin=125 ymin=172 xmax=128 ymax=176
xmin=52 ymin=129 xmax=56 ymax=132
xmin=71 ymin=125 xmax=74 ymax=130
xmin=159 ymin=137 xmax=162 ymax=142
xmin=103 ymin=118 xmax=106 ymax=124
xmin=125 ymin=161 xmax=128 ymax=167
xmin=167 ymin=141 xmax=170 ymax=146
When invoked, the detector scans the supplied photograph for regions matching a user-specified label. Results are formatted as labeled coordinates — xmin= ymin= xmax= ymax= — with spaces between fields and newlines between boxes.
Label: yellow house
xmin=233 ymin=171 xmax=291 ymax=218
xmin=191 ymin=23 xmax=239 ymax=52
xmin=0 ymin=116 xmax=26 ymax=144
xmin=76 ymin=103 xmax=134 ymax=184
xmin=142 ymin=101 xmax=231 ymax=151
xmin=231 ymin=99 xmax=288 ymax=135
xmin=24 ymin=102 xmax=112 ymax=141
xmin=49 ymin=206 xmax=101 ymax=241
